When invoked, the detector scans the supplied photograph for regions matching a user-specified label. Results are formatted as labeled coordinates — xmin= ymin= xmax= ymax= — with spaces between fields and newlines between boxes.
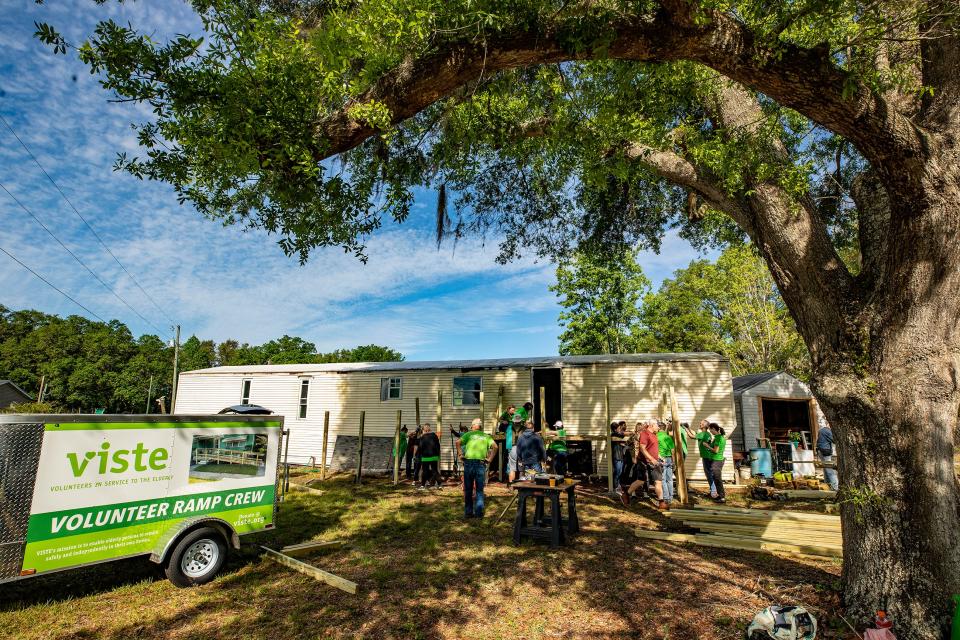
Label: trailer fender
xmin=150 ymin=518 xmax=240 ymax=565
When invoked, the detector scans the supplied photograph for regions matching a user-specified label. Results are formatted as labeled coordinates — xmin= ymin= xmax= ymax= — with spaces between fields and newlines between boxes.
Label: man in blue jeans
xmin=457 ymin=419 xmax=498 ymax=519
xmin=816 ymin=418 xmax=839 ymax=491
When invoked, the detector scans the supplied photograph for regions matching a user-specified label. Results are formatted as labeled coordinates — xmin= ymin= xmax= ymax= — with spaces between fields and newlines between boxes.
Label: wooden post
xmin=415 ymin=397 xmax=421 ymax=426
xmin=36 ymin=375 xmax=45 ymax=403
xmin=320 ymin=411 xmax=330 ymax=480
xmin=496 ymin=385 xmax=504 ymax=427
xmin=479 ymin=389 xmax=485 ymax=432
xmin=393 ymin=409 xmax=402 ymax=485
xmin=539 ymin=385 xmax=547 ymax=429
xmin=605 ymin=386 xmax=614 ymax=494
xmin=436 ymin=390 xmax=442 ymax=430
xmin=670 ymin=385 xmax=689 ymax=506
xmin=355 ymin=411 xmax=365 ymax=485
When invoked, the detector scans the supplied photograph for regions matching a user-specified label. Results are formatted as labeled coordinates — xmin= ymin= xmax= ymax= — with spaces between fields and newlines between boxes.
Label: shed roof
xmin=183 ymin=352 xmax=726 ymax=376
xmin=0 ymin=380 xmax=31 ymax=399
xmin=732 ymin=371 xmax=783 ymax=394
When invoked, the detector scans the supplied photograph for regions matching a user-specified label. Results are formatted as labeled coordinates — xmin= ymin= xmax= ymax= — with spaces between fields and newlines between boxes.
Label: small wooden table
xmin=511 ymin=479 xmax=580 ymax=548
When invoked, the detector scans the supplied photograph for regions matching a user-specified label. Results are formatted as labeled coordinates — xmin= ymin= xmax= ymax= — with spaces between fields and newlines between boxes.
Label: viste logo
xmin=66 ymin=441 xmax=170 ymax=477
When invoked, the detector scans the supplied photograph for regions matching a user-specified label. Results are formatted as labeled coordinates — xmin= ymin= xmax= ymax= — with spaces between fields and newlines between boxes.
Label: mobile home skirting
xmin=175 ymin=353 xmax=737 ymax=481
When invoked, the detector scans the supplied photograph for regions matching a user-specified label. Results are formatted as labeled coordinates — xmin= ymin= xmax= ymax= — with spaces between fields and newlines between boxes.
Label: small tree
xmin=644 ymin=246 xmax=809 ymax=377
xmin=550 ymin=249 xmax=652 ymax=355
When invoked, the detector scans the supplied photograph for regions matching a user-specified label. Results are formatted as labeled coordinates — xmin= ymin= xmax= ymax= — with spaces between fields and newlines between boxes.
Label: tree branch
xmin=622 ymin=141 xmax=751 ymax=231
xmin=313 ymin=6 xmax=925 ymax=187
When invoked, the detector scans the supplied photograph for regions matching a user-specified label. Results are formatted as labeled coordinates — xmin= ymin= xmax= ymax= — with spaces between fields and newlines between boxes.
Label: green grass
xmin=0 ymin=475 xmax=843 ymax=640
xmin=191 ymin=463 xmax=262 ymax=476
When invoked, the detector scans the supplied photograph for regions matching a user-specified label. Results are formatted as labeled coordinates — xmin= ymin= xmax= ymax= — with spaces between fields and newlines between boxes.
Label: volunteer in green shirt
xmin=514 ymin=402 xmax=532 ymax=424
xmin=705 ymin=423 xmax=727 ymax=503
xmin=656 ymin=423 xmax=676 ymax=506
xmin=457 ymin=419 xmax=498 ymax=518
xmin=547 ymin=420 xmax=569 ymax=476
xmin=683 ymin=419 xmax=718 ymax=498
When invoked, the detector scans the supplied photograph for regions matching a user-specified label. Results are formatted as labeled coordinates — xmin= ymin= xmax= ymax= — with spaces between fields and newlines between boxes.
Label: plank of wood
xmin=697 ymin=534 xmax=843 ymax=558
xmin=692 ymin=504 xmax=839 ymax=520
xmin=280 ymin=540 xmax=345 ymax=556
xmin=680 ymin=518 xmax=843 ymax=538
xmin=697 ymin=529 xmax=843 ymax=549
xmin=667 ymin=511 xmax=842 ymax=529
xmin=672 ymin=513 xmax=842 ymax=530
xmin=686 ymin=526 xmax=842 ymax=548
xmin=667 ymin=515 xmax=843 ymax=537
xmin=261 ymin=547 xmax=357 ymax=594
xmin=289 ymin=483 xmax=325 ymax=496
xmin=781 ymin=489 xmax=837 ymax=499
xmin=689 ymin=506 xmax=841 ymax=523
xmin=691 ymin=535 xmax=840 ymax=560
xmin=634 ymin=529 xmax=840 ymax=560
xmin=634 ymin=529 xmax=699 ymax=543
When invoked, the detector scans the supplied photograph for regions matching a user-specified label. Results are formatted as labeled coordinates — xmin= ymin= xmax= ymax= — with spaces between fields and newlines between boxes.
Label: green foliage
xmin=0 ymin=401 xmax=61 ymax=415
xmin=0 ymin=304 xmax=403 ymax=412
xmin=642 ymin=245 xmax=810 ymax=377
xmin=550 ymin=248 xmax=653 ymax=356
xmin=33 ymin=0 xmax=891 ymax=267
xmin=550 ymin=246 xmax=808 ymax=375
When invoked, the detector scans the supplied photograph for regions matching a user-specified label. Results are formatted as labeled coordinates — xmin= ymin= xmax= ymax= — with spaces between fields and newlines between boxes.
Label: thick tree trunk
xmin=807 ymin=157 xmax=960 ymax=639
xmin=815 ymin=365 xmax=960 ymax=639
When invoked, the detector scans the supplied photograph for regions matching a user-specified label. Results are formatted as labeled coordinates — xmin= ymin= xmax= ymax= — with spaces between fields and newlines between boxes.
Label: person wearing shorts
xmin=621 ymin=419 xmax=667 ymax=510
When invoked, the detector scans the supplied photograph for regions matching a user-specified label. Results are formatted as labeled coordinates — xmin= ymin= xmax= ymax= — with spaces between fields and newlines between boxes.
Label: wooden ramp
xmin=637 ymin=504 xmax=843 ymax=559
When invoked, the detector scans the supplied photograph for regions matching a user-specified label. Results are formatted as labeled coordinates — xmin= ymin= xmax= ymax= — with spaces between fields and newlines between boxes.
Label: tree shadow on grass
xmin=1 ymin=477 xmax=844 ymax=640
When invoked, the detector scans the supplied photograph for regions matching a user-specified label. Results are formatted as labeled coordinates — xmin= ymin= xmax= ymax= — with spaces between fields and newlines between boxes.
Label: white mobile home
xmin=176 ymin=353 xmax=738 ymax=480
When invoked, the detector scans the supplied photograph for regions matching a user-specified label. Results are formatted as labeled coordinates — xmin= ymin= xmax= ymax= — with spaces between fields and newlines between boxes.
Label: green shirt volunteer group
xmin=460 ymin=430 xmax=495 ymax=460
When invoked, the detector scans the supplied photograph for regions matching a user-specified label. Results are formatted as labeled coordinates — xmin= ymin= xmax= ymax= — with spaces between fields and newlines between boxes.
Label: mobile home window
xmin=453 ymin=376 xmax=482 ymax=406
xmin=380 ymin=377 xmax=402 ymax=401
xmin=298 ymin=378 xmax=310 ymax=419
xmin=240 ymin=379 xmax=252 ymax=404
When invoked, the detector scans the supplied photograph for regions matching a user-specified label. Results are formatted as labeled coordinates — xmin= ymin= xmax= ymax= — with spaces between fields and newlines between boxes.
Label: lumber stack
xmin=640 ymin=504 xmax=843 ymax=559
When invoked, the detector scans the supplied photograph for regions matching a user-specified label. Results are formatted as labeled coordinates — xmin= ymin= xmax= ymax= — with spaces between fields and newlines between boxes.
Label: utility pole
xmin=36 ymin=375 xmax=46 ymax=403
xmin=145 ymin=375 xmax=154 ymax=414
xmin=170 ymin=325 xmax=180 ymax=414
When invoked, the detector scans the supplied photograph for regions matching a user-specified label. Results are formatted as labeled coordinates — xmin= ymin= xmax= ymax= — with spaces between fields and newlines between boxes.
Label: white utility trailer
xmin=0 ymin=414 xmax=284 ymax=587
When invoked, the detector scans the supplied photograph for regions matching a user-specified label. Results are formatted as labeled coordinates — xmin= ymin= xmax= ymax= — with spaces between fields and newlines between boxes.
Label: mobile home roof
xmin=182 ymin=352 xmax=726 ymax=376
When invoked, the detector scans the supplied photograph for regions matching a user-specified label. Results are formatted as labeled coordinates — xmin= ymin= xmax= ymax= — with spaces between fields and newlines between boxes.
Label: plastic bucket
xmin=749 ymin=448 xmax=773 ymax=478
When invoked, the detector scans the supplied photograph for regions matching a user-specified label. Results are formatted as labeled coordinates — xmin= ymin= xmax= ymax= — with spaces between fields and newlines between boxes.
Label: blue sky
xmin=0 ymin=0 xmax=710 ymax=360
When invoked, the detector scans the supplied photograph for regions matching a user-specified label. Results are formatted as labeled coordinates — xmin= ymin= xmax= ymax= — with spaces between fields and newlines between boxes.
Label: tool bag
xmin=746 ymin=605 xmax=817 ymax=640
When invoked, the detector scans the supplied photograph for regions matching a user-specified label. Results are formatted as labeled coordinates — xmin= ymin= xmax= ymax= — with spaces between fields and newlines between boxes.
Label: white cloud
xmin=0 ymin=0 xmax=713 ymax=361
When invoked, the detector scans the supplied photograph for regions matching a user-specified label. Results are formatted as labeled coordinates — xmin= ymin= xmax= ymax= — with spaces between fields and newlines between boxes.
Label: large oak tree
xmin=39 ymin=0 xmax=960 ymax=636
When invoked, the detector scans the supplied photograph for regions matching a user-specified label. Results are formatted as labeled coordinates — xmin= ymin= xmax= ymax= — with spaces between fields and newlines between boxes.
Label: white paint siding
xmin=175 ymin=355 xmax=736 ymax=480
xmin=177 ymin=367 xmax=530 ymax=469
xmin=737 ymin=373 xmax=814 ymax=451
xmin=559 ymin=360 xmax=736 ymax=481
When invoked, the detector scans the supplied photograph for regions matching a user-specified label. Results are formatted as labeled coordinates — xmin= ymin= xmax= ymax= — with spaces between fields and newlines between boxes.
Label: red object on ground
xmin=875 ymin=611 xmax=893 ymax=629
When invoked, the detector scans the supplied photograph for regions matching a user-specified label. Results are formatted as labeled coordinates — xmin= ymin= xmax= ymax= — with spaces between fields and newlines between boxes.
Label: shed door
xmin=532 ymin=368 xmax=562 ymax=429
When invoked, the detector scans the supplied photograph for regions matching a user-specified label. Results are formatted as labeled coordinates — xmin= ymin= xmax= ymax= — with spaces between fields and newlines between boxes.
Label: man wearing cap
xmin=457 ymin=418 xmax=498 ymax=518
xmin=547 ymin=420 xmax=569 ymax=476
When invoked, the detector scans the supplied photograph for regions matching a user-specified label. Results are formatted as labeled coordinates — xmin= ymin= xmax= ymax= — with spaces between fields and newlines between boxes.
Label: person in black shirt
xmin=415 ymin=424 xmax=442 ymax=489
xmin=516 ymin=420 xmax=546 ymax=476
xmin=405 ymin=426 xmax=420 ymax=480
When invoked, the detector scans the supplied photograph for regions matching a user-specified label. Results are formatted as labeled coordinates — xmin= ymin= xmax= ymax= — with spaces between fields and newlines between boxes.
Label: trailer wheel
xmin=164 ymin=527 xmax=227 ymax=588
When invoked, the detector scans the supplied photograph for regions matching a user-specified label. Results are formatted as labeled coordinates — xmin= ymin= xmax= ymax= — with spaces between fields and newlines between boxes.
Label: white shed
xmin=732 ymin=371 xmax=821 ymax=453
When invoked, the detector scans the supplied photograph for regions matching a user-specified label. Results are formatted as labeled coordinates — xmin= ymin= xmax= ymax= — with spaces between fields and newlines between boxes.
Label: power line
xmin=0 ymin=243 xmax=107 ymax=322
xmin=0 ymin=113 xmax=177 ymax=326
xmin=0 ymin=180 xmax=168 ymax=337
